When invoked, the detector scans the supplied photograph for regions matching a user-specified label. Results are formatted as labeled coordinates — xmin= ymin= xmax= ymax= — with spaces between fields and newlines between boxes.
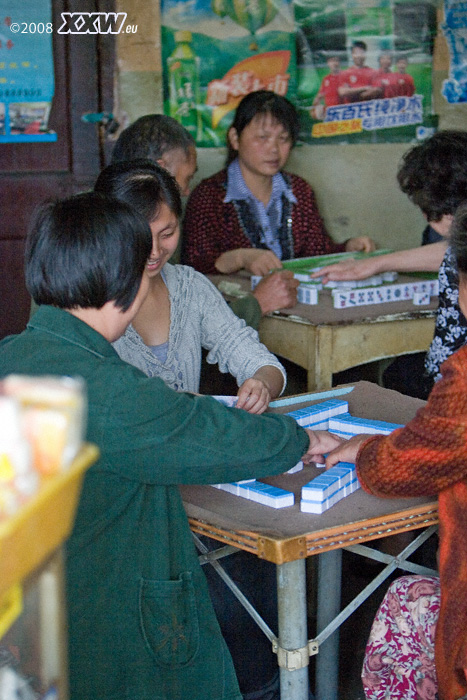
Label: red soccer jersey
xmin=394 ymin=72 xmax=415 ymax=96
xmin=318 ymin=73 xmax=340 ymax=106
xmin=338 ymin=65 xmax=376 ymax=102
xmin=373 ymin=70 xmax=401 ymax=98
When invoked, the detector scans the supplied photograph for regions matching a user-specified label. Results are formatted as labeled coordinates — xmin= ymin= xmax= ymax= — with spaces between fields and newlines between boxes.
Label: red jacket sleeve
xmin=182 ymin=170 xmax=345 ymax=273
xmin=182 ymin=176 xmax=228 ymax=274
xmin=356 ymin=345 xmax=467 ymax=498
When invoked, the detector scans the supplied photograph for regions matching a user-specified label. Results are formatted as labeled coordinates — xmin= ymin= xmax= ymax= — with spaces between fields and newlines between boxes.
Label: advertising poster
xmin=296 ymin=0 xmax=438 ymax=144
xmin=0 ymin=0 xmax=56 ymax=143
xmin=160 ymin=0 xmax=297 ymax=146
xmin=441 ymin=0 xmax=467 ymax=103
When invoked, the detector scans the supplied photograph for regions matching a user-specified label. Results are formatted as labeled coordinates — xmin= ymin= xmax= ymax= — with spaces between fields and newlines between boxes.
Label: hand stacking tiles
xmin=210 ymin=399 xmax=403 ymax=514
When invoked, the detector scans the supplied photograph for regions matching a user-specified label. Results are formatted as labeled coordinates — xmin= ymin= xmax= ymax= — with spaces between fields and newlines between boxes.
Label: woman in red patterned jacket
xmin=306 ymin=202 xmax=467 ymax=700
xmin=182 ymin=90 xmax=374 ymax=276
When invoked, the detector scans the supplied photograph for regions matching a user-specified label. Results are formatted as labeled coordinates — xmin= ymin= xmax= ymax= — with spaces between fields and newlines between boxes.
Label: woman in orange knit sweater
xmin=306 ymin=202 xmax=467 ymax=699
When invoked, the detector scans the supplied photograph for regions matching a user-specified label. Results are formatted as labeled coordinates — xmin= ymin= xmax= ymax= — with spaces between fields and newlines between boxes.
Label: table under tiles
xmin=209 ymin=272 xmax=437 ymax=391
xmin=181 ymin=382 xmax=439 ymax=700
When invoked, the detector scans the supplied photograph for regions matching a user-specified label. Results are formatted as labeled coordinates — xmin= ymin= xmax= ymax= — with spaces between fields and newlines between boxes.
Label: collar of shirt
xmin=224 ymin=158 xmax=296 ymax=206
xmin=224 ymin=159 xmax=296 ymax=259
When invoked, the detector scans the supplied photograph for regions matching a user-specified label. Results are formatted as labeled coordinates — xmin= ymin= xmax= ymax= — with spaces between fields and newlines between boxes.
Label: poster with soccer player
xmin=0 ymin=0 xmax=56 ymax=143
xmin=294 ymin=0 xmax=438 ymax=144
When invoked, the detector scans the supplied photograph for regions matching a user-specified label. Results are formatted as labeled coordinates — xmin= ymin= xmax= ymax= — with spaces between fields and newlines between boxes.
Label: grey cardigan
xmin=113 ymin=263 xmax=286 ymax=393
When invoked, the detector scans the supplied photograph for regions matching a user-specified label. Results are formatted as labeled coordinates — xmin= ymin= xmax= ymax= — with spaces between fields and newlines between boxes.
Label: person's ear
xmin=156 ymin=156 xmax=168 ymax=170
xmin=228 ymin=127 xmax=239 ymax=152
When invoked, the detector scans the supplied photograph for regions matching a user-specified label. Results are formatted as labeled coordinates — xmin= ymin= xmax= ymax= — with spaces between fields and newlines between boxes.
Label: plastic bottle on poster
xmin=168 ymin=30 xmax=202 ymax=140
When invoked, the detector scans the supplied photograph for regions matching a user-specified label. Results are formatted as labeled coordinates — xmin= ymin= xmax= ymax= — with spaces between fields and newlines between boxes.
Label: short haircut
xmin=397 ymin=130 xmax=467 ymax=222
xmin=451 ymin=202 xmax=467 ymax=275
xmin=26 ymin=192 xmax=152 ymax=311
xmin=352 ymin=40 xmax=367 ymax=52
xmin=94 ymin=159 xmax=182 ymax=222
xmin=226 ymin=90 xmax=299 ymax=165
xmin=111 ymin=114 xmax=195 ymax=164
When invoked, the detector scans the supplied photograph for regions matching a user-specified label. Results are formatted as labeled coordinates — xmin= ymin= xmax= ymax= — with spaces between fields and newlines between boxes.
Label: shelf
xmin=0 ymin=443 xmax=99 ymax=597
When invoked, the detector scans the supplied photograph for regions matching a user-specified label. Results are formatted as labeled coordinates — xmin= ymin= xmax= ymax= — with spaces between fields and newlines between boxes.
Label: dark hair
xmin=25 ymin=192 xmax=152 ymax=311
xmin=352 ymin=41 xmax=367 ymax=52
xmin=397 ymin=130 xmax=467 ymax=222
xmin=451 ymin=202 xmax=467 ymax=275
xmin=226 ymin=90 xmax=299 ymax=166
xmin=111 ymin=114 xmax=195 ymax=164
xmin=94 ymin=159 xmax=183 ymax=222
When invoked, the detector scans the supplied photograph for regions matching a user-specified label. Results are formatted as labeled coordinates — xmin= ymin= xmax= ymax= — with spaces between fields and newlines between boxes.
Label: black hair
xmin=451 ymin=202 xmax=467 ymax=275
xmin=352 ymin=41 xmax=367 ymax=52
xmin=397 ymin=130 xmax=467 ymax=222
xmin=111 ymin=114 xmax=195 ymax=164
xmin=226 ymin=90 xmax=299 ymax=166
xmin=25 ymin=192 xmax=152 ymax=311
xmin=94 ymin=159 xmax=183 ymax=222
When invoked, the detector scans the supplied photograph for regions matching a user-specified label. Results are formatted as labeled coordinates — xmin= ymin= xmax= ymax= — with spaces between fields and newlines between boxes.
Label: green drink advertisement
xmin=161 ymin=0 xmax=439 ymax=146
xmin=161 ymin=0 xmax=297 ymax=147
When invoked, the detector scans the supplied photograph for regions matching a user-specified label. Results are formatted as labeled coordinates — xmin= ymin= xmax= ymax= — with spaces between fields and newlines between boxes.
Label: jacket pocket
xmin=139 ymin=571 xmax=200 ymax=667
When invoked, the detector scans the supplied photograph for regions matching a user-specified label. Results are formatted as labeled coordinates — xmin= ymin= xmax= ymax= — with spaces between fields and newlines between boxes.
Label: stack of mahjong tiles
xmin=210 ymin=397 xmax=403 ymax=513
xmin=212 ymin=399 xmax=349 ymax=510
xmin=212 ymin=478 xmax=294 ymax=508
xmin=211 ymin=394 xmax=296 ymax=508
xmin=301 ymin=462 xmax=359 ymax=514
xmin=288 ymin=398 xmax=403 ymax=515
xmin=250 ymin=252 xmax=439 ymax=309
xmin=330 ymin=277 xmax=438 ymax=309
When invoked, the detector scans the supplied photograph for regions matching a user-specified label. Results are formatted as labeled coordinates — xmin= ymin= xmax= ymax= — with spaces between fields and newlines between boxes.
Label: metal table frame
xmin=191 ymin=514 xmax=438 ymax=700
xmin=182 ymin=385 xmax=439 ymax=700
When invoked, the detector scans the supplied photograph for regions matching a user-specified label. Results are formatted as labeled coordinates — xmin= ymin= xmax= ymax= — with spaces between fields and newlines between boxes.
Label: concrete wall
xmin=114 ymin=1 xmax=467 ymax=251
xmin=195 ymin=143 xmax=426 ymax=249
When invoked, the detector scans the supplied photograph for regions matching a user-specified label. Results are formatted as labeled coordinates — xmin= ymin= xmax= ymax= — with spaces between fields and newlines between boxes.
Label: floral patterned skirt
xmin=362 ymin=575 xmax=440 ymax=700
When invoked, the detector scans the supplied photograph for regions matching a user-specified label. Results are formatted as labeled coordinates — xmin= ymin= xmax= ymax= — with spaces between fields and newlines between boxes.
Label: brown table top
xmin=208 ymin=272 xmax=438 ymax=327
xmin=181 ymin=382 xmax=438 ymax=563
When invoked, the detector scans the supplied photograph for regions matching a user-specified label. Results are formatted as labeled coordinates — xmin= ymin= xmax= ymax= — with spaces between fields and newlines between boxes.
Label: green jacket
xmin=0 ymin=307 xmax=308 ymax=700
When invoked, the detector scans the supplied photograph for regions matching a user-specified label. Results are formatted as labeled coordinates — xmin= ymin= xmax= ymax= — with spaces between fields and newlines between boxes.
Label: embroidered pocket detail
xmin=139 ymin=571 xmax=200 ymax=667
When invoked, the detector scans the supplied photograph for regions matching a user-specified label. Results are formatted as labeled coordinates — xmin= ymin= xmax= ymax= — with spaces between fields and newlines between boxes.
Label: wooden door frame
xmin=0 ymin=0 xmax=115 ymax=338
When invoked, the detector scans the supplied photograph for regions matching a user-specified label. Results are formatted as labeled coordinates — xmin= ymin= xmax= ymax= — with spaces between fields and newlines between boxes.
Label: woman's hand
xmin=310 ymin=257 xmax=381 ymax=283
xmin=253 ymin=270 xmax=299 ymax=314
xmin=236 ymin=378 xmax=271 ymax=414
xmin=345 ymin=236 xmax=376 ymax=253
xmin=215 ymin=248 xmax=282 ymax=276
xmin=302 ymin=430 xmax=368 ymax=467
xmin=322 ymin=434 xmax=370 ymax=468
xmin=302 ymin=430 xmax=345 ymax=464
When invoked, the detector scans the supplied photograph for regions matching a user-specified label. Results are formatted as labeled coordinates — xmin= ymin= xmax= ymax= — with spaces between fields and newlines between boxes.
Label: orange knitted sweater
xmin=357 ymin=344 xmax=467 ymax=700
